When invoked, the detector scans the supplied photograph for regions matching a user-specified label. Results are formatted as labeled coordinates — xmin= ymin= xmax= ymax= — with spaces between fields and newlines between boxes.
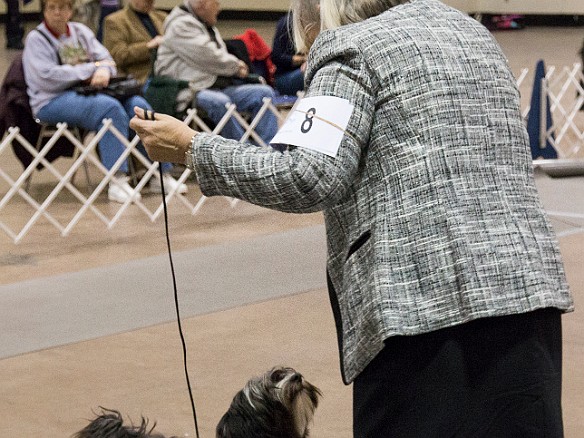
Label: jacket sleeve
xmin=191 ymin=40 xmax=375 ymax=213
xmin=164 ymin=15 xmax=240 ymax=77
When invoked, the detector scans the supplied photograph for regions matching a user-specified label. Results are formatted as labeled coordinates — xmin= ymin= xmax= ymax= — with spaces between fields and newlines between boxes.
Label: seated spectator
xmin=22 ymin=0 xmax=186 ymax=203
xmin=271 ymin=12 xmax=306 ymax=96
xmin=233 ymin=28 xmax=275 ymax=86
xmin=155 ymin=0 xmax=278 ymax=145
xmin=103 ymin=0 xmax=166 ymax=85
xmin=71 ymin=0 xmax=99 ymax=34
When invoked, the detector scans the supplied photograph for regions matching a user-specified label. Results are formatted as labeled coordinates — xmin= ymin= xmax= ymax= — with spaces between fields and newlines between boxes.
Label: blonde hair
xmin=292 ymin=0 xmax=410 ymax=52
xmin=291 ymin=0 xmax=320 ymax=54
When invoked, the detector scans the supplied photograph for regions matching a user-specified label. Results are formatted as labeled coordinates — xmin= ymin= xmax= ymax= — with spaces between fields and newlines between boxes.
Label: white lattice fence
xmin=3 ymin=66 xmax=583 ymax=243
xmin=517 ymin=62 xmax=584 ymax=159
xmin=0 ymin=98 xmax=288 ymax=243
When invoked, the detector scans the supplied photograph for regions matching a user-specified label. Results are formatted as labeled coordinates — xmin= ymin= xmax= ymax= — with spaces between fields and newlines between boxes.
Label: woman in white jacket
xmin=154 ymin=0 xmax=278 ymax=144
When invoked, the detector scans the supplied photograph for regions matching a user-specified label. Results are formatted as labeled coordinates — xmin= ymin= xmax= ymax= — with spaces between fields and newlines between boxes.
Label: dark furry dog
xmin=75 ymin=367 xmax=320 ymax=438
xmin=73 ymin=407 xmax=172 ymax=438
xmin=216 ymin=366 xmax=322 ymax=438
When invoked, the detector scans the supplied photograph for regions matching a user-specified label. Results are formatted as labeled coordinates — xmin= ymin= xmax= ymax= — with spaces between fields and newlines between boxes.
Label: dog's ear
xmin=216 ymin=392 xmax=301 ymax=438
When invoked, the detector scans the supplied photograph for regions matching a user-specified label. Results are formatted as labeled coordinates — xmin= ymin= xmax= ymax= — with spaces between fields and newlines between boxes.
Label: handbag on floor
xmin=143 ymin=48 xmax=190 ymax=117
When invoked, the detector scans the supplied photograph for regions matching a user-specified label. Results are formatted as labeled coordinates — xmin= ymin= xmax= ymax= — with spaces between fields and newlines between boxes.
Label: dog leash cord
xmin=159 ymin=165 xmax=201 ymax=438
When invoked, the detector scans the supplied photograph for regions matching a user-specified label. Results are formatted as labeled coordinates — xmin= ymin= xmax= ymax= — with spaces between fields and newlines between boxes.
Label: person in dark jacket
xmin=271 ymin=12 xmax=306 ymax=96
xmin=4 ymin=0 xmax=25 ymax=49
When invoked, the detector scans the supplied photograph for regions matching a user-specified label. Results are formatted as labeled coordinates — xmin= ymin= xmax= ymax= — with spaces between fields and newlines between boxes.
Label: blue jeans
xmin=274 ymin=68 xmax=304 ymax=96
xmin=195 ymin=84 xmax=278 ymax=145
xmin=37 ymin=91 xmax=170 ymax=173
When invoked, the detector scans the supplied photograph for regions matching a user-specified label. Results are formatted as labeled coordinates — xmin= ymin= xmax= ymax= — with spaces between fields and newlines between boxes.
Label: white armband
xmin=269 ymin=95 xmax=354 ymax=157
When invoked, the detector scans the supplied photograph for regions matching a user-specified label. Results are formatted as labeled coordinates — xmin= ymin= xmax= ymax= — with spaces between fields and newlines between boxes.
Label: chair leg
xmin=25 ymin=123 xmax=50 ymax=193
xmin=28 ymin=123 xmax=97 ymax=194
xmin=24 ymin=174 xmax=32 ymax=192
xmin=128 ymin=155 xmax=138 ymax=187
xmin=70 ymin=128 xmax=95 ymax=192
xmin=82 ymin=160 xmax=92 ymax=189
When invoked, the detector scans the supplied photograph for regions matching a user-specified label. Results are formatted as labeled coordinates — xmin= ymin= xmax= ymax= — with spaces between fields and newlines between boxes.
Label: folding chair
xmin=25 ymin=121 xmax=141 ymax=193
xmin=24 ymin=122 xmax=95 ymax=192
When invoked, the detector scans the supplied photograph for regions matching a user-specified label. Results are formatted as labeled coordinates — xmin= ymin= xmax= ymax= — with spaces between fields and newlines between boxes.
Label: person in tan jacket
xmin=102 ymin=0 xmax=166 ymax=84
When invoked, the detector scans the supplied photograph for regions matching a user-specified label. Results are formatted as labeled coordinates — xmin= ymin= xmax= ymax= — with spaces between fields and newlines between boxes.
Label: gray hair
xmin=292 ymin=0 xmax=410 ymax=52
xmin=187 ymin=0 xmax=204 ymax=10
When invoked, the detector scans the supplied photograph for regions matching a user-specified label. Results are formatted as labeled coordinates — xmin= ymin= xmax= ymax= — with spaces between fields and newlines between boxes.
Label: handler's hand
xmin=130 ymin=107 xmax=197 ymax=164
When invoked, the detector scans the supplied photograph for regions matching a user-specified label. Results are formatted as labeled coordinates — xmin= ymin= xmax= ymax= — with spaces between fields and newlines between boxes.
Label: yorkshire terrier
xmin=216 ymin=366 xmax=322 ymax=438
xmin=72 ymin=407 xmax=172 ymax=438
xmin=74 ymin=367 xmax=321 ymax=438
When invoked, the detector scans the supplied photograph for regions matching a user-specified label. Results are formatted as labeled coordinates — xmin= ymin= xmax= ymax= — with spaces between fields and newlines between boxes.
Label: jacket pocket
xmin=346 ymin=230 xmax=371 ymax=261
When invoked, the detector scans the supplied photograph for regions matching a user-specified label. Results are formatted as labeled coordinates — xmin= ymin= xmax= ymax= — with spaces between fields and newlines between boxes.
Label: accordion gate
xmin=1 ymin=66 xmax=584 ymax=243
xmin=515 ymin=63 xmax=584 ymax=158
xmin=0 ymin=98 xmax=288 ymax=243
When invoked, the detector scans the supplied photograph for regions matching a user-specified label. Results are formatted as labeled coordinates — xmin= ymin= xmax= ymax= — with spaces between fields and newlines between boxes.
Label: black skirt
xmin=353 ymin=308 xmax=564 ymax=438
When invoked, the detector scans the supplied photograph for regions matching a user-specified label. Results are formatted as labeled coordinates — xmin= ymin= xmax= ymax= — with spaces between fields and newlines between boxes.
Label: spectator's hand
xmin=146 ymin=35 xmax=164 ymax=49
xmin=300 ymin=61 xmax=307 ymax=73
xmin=90 ymin=67 xmax=111 ymax=88
xmin=292 ymin=54 xmax=307 ymax=66
xmin=130 ymin=107 xmax=196 ymax=164
xmin=236 ymin=60 xmax=249 ymax=78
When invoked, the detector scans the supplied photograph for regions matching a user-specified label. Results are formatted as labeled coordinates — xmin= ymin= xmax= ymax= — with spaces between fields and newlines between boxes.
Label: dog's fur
xmin=73 ymin=407 xmax=171 ymax=438
xmin=75 ymin=367 xmax=320 ymax=438
xmin=216 ymin=366 xmax=322 ymax=438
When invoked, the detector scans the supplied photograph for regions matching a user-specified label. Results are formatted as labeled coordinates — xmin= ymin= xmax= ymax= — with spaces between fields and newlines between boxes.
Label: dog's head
xmin=216 ymin=366 xmax=321 ymax=438
xmin=73 ymin=407 xmax=170 ymax=438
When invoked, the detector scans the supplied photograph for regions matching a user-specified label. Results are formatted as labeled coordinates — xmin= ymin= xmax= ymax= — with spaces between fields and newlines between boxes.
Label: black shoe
xmin=6 ymin=40 xmax=24 ymax=50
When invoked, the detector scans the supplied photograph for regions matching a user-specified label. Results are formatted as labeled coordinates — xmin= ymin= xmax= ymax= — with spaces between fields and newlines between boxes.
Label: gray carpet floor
xmin=0 ymin=225 xmax=327 ymax=359
xmin=2 ymin=173 xmax=582 ymax=361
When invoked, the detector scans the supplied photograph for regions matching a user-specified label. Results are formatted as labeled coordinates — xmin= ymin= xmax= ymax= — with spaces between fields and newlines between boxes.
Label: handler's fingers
xmin=133 ymin=106 xmax=147 ymax=119
xmin=129 ymin=116 xmax=152 ymax=136
xmin=129 ymin=115 xmax=144 ymax=131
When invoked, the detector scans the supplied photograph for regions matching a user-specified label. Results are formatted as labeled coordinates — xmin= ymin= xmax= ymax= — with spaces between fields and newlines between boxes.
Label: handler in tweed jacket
xmin=102 ymin=0 xmax=167 ymax=84
xmin=131 ymin=0 xmax=574 ymax=436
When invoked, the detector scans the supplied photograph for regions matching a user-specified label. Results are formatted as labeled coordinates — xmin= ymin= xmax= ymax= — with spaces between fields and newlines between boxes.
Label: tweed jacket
xmin=103 ymin=6 xmax=167 ymax=84
xmin=189 ymin=0 xmax=573 ymax=384
xmin=154 ymin=1 xmax=240 ymax=93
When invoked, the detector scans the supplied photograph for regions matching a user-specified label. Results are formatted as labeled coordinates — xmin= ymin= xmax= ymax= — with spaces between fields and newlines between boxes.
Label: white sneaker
xmin=108 ymin=176 xmax=142 ymax=203
xmin=149 ymin=173 xmax=188 ymax=194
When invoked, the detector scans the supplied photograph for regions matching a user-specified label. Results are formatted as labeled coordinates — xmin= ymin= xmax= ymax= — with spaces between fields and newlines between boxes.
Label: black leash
xmin=159 ymin=164 xmax=201 ymax=438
